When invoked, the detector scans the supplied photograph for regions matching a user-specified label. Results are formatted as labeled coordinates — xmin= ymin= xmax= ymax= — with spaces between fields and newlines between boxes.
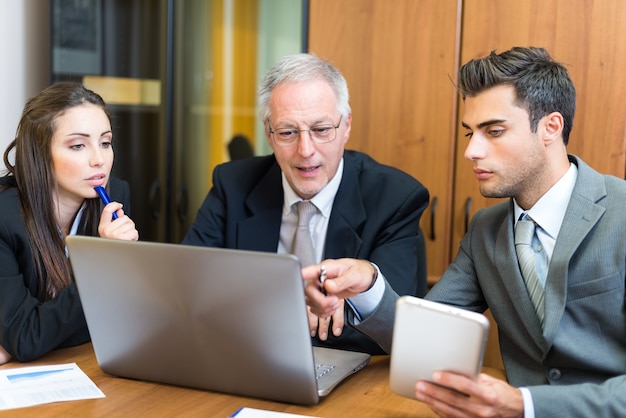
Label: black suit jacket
xmin=0 ymin=176 xmax=131 ymax=361
xmin=183 ymin=150 xmax=429 ymax=354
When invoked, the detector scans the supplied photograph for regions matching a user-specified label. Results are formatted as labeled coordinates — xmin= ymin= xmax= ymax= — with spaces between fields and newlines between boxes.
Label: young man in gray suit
xmin=183 ymin=53 xmax=429 ymax=355
xmin=305 ymin=46 xmax=626 ymax=417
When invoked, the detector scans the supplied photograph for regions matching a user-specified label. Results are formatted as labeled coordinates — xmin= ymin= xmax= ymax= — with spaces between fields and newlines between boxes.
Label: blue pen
xmin=94 ymin=186 xmax=119 ymax=220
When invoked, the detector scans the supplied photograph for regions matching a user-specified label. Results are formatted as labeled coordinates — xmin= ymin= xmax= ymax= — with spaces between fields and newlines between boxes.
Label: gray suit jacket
xmin=353 ymin=155 xmax=626 ymax=417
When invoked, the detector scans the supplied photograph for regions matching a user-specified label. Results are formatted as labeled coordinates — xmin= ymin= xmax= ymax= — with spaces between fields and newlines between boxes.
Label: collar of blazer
xmin=495 ymin=155 xmax=608 ymax=351
xmin=239 ymin=154 xmax=368 ymax=258
xmin=541 ymin=154 xmax=606 ymax=346
xmin=324 ymin=157 xmax=367 ymax=259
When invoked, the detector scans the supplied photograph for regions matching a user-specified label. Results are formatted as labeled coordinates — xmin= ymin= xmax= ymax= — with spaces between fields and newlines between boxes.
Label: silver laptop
xmin=66 ymin=236 xmax=370 ymax=405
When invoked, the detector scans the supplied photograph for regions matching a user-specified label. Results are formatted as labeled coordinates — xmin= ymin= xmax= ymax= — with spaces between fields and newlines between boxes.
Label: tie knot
xmin=295 ymin=200 xmax=317 ymax=227
xmin=515 ymin=216 xmax=536 ymax=246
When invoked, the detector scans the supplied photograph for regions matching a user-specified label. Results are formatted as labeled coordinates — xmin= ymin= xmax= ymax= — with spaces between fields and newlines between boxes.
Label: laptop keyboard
xmin=315 ymin=363 xmax=335 ymax=379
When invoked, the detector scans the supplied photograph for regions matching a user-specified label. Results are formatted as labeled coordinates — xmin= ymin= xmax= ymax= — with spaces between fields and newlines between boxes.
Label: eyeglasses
xmin=268 ymin=116 xmax=342 ymax=147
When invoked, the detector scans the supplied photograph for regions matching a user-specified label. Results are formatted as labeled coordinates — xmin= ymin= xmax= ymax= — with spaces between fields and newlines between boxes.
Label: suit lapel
xmin=237 ymin=162 xmax=284 ymax=252
xmin=234 ymin=154 xmax=368 ymax=256
xmin=496 ymin=158 xmax=609 ymax=353
xmin=543 ymin=157 xmax=607 ymax=347
xmin=324 ymin=157 xmax=367 ymax=259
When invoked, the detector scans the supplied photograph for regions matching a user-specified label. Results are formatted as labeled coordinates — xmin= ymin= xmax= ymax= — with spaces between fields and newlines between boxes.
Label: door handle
xmin=464 ymin=197 xmax=472 ymax=234
xmin=429 ymin=196 xmax=438 ymax=241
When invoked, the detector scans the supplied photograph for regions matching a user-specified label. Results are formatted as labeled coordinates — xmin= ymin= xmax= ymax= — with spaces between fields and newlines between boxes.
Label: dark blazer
xmin=0 ymin=176 xmax=131 ymax=362
xmin=183 ymin=150 xmax=430 ymax=354
xmin=353 ymin=156 xmax=626 ymax=416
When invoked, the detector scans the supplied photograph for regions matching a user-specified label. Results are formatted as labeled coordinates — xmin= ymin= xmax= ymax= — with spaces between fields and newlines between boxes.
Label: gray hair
xmin=257 ymin=53 xmax=351 ymax=121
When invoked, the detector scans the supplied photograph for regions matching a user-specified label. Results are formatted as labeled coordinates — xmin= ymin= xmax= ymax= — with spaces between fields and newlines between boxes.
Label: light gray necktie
xmin=515 ymin=215 xmax=547 ymax=328
xmin=292 ymin=201 xmax=317 ymax=267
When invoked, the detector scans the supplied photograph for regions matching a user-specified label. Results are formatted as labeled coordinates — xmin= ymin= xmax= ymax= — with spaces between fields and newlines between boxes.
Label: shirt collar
xmin=514 ymin=162 xmax=578 ymax=239
xmin=63 ymin=202 xmax=87 ymax=257
xmin=69 ymin=202 xmax=88 ymax=236
xmin=282 ymin=158 xmax=344 ymax=217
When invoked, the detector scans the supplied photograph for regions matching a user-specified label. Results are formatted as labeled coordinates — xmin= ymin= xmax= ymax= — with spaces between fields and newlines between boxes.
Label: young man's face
xmin=461 ymin=85 xmax=551 ymax=207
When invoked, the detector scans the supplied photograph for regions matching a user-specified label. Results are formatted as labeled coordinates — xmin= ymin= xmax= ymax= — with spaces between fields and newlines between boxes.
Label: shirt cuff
xmin=519 ymin=387 xmax=535 ymax=418
xmin=347 ymin=264 xmax=385 ymax=320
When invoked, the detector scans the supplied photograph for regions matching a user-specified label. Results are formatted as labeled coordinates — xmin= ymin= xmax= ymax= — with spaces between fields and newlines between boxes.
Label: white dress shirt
xmin=276 ymin=158 xmax=386 ymax=318
xmin=277 ymin=159 xmax=344 ymax=260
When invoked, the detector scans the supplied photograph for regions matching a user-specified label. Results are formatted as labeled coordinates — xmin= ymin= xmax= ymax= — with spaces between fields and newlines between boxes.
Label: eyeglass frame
xmin=267 ymin=115 xmax=343 ymax=147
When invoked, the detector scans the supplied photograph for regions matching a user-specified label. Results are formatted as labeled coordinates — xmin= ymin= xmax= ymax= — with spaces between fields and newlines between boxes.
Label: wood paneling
xmin=309 ymin=0 xmax=463 ymax=282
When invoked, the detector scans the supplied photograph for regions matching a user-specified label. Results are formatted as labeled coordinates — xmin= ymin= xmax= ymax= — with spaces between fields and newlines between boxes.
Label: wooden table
xmin=1 ymin=343 xmax=505 ymax=417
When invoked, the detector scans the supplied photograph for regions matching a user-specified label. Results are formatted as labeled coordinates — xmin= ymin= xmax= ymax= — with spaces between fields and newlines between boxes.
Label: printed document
xmin=0 ymin=363 xmax=104 ymax=410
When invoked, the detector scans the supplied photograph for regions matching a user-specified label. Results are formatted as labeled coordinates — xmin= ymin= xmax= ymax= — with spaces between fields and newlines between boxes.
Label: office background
xmin=1 ymin=0 xmax=625 ymax=372
xmin=2 ymin=0 xmax=306 ymax=243
xmin=0 ymin=1 xmax=50 ymax=168
xmin=3 ymin=0 xmax=624 ymax=269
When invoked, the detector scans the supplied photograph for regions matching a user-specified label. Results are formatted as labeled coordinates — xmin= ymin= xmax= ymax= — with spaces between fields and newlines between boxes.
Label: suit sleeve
xmin=529 ymin=376 xmax=626 ymax=417
xmin=368 ymin=184 xmax=429 ymax=297
xmin=0 ymin=274 xmax=89 ymax=362
xmin=0 ymin=217 xmax=89 ymax=362
xmin=347 ymin=281 xmax=400 ymax=353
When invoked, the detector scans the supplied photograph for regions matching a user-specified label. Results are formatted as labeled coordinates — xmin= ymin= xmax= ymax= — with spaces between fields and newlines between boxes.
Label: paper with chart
xmin=0 ymin=362 xmax=104 ymax=410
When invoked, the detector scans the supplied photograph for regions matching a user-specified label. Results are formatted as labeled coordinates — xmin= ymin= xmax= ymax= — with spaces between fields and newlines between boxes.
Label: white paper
xmin=230 ymin=407 xmax=319 ymax=418
xmin=0 ymin=362 xmax=105 ymax=410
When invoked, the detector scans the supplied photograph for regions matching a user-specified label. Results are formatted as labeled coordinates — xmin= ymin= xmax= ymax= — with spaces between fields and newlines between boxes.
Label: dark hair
xmin=457 ymin=47 xmax=576 ymax=145
xmin=2 ymin=82 xmax=111 ymax=299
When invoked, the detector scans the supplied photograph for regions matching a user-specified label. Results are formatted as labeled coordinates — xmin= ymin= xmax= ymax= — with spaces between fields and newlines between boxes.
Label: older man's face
xmin=265 ymin=79 xmax=351 ymax=199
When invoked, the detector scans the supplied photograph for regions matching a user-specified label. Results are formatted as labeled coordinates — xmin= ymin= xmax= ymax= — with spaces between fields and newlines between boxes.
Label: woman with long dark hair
xmin=0 ymin=82 xmax=138 ymax=364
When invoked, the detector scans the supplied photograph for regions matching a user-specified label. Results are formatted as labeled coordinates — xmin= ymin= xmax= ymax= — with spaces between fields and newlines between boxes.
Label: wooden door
xmin=308 ymin=0 xmax=462 ymax=284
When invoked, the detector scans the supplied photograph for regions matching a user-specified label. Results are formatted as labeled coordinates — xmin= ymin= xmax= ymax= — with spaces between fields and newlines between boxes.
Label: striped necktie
xmin=292 ymin=201 xmax=317 ymax=267
xmin=514 ymin=215 xmax=547 ymax=328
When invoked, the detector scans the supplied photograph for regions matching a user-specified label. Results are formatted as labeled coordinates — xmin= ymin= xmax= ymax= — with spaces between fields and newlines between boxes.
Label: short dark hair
xmin=458 ymin=47 xmax=576 ymax=145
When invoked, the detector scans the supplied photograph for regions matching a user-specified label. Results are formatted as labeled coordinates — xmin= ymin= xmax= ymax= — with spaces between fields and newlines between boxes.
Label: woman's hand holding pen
xmin=98 ymin=203 xmax=139 ymax=241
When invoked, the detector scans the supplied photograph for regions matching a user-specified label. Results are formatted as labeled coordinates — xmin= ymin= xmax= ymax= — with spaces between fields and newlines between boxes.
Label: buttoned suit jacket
xmin=352 ymin=155 xmax=626 ymax=416
xmin=183 ymin=150 xmax=430 ymax=354
xmin=0 ymin=177 xmax=132 ymax=362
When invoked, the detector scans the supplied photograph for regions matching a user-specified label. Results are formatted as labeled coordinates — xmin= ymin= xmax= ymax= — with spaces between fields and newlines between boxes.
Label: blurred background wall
xmin=0 ymin=0 xmax=50 ymax=172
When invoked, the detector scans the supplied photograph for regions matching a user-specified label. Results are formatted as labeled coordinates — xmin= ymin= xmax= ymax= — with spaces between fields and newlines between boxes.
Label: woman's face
xmin=50 ymin=103 xmax=113 ymax=211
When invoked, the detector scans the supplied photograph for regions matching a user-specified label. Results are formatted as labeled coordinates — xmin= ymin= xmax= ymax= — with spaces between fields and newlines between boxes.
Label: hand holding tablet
xmin=389 ymin=296 xmax=489 ymax=399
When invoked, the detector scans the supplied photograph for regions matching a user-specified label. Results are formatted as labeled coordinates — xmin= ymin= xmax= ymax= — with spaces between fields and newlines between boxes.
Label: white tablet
xmin=389 ymin=296 xmax=490 ymax=399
